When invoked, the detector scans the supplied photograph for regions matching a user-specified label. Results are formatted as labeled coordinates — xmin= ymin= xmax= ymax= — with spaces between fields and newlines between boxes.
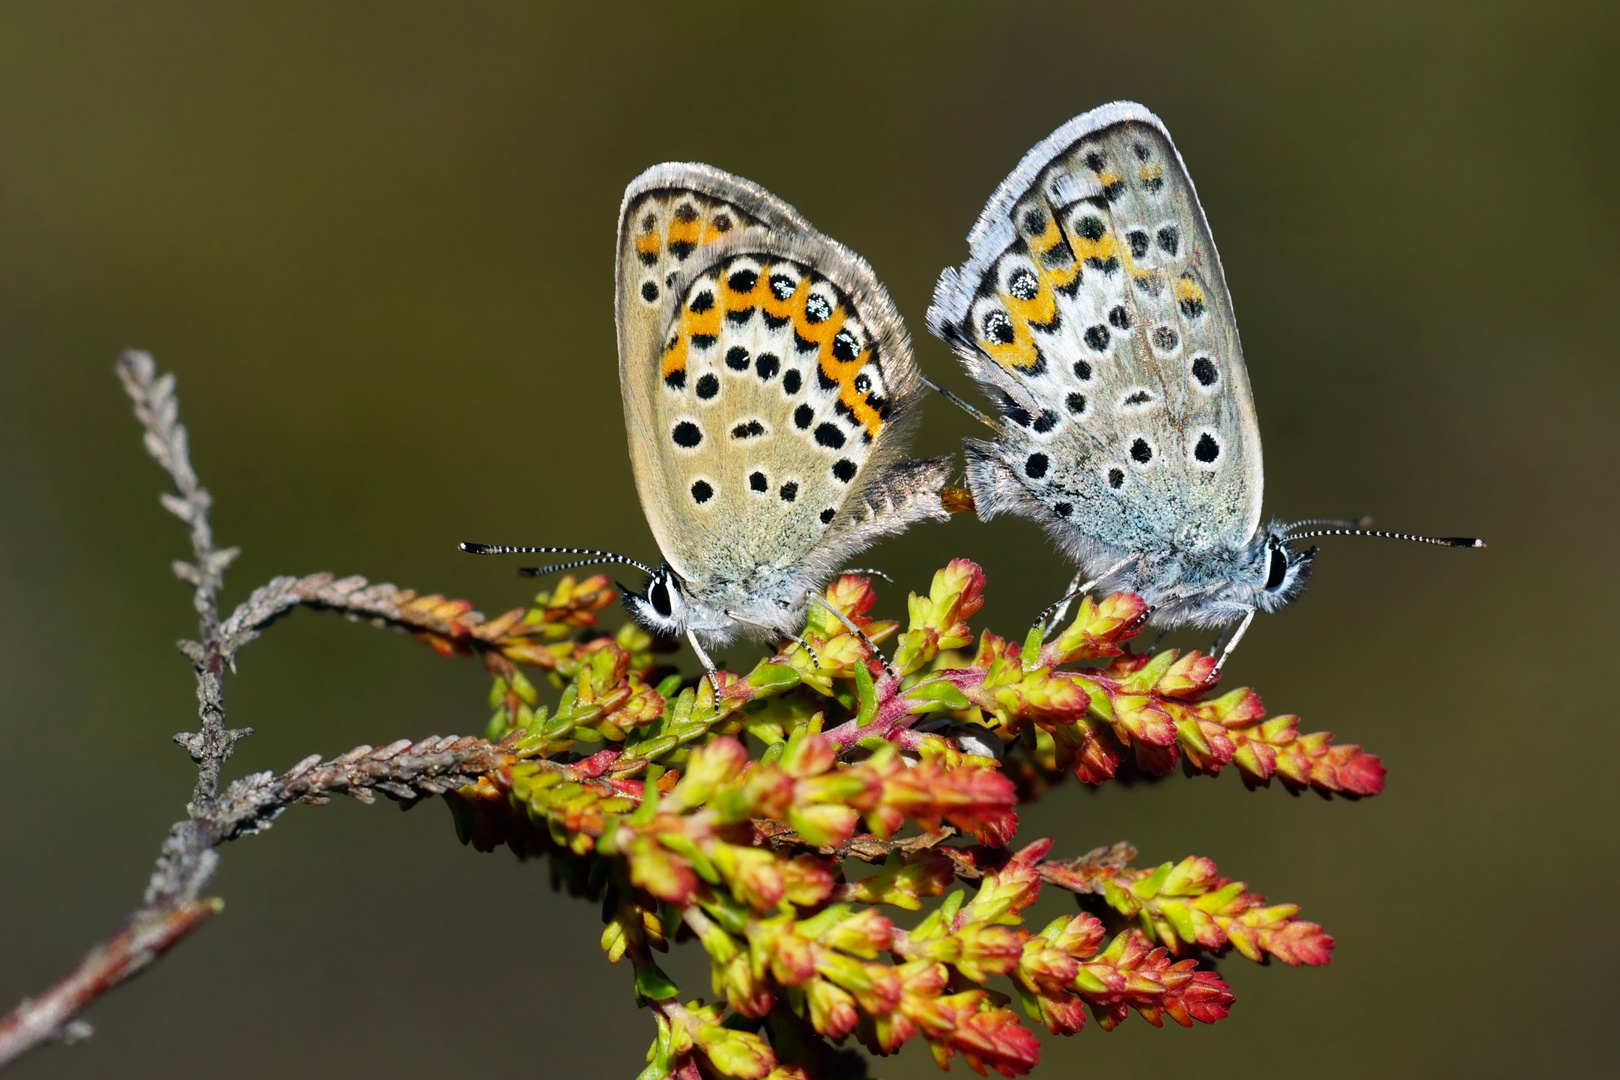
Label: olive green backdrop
xmin=1 ymin=2 xmax=1614 ymax=1077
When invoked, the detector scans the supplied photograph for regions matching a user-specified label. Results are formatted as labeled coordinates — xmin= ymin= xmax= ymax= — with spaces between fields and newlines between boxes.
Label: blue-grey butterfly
xmin=466 ymin=164 xmax=952 ymax=681
xmin=926 ymin=101 xmax=1481 ymax=672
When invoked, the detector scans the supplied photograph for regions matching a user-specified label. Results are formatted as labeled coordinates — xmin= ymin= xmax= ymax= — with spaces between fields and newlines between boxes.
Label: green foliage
xmin=442 ymin=561 xmax=1370 ymax=1078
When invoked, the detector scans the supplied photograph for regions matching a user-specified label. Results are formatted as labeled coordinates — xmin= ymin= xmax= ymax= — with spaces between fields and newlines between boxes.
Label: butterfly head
xmin=621 ymin=566 xmax=690 ymax=636
xmin=1251 ymin=527 xmax=1317 ymax=613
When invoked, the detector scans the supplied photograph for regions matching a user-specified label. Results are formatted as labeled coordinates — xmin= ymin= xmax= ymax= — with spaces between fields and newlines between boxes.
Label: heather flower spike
xmin=434 ymin=561 xmax=1373 ymax=1076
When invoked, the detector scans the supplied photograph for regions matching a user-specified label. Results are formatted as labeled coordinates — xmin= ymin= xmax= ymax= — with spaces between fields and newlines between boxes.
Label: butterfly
xmin=465 ymin=163 xmax=952 ymax=681
xmin=926 ymin=101 xmax=1481 ymax=672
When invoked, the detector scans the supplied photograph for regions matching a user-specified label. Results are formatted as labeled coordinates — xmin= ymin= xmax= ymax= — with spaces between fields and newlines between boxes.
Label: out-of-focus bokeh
xmin=1 ymin=2 xmax=1614 ymax=1077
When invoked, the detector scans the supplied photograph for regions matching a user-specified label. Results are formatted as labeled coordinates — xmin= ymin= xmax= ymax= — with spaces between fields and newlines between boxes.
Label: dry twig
xmin=0 ymin=353 xmax=501 ymax=1069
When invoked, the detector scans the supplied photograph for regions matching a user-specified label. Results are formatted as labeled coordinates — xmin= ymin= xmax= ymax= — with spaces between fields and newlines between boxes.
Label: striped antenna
xmin=458 ymin=542 xmax=657 ymax=577
xmin=1282 ymin=516 xmax=1372 ymax=537
xmin=1280 ymin=527 xmax=1484 ymax=549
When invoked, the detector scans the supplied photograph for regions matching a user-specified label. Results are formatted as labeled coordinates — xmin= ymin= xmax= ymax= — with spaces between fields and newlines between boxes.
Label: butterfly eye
xmin=1264 ymin=544 xmax=1289 ymax=591
xmin=649 ymin=578 xmax=674 ymax=618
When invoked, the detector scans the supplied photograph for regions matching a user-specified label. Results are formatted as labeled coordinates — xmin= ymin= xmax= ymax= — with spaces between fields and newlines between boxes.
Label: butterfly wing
xmin=928 ymin=101 xmax=1262 ymax=564
xmin=616 ymin=166 xmax=942 ymax=593
xmin=617 ymin=164 xmax=814 ymax=573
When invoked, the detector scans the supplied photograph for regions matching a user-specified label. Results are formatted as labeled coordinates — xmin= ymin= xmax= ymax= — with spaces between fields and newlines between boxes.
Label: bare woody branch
xmin=0 ymin=736 xmax=510 ymax=1069
xmin=0 ymin=352 xmax=513 ymax=1070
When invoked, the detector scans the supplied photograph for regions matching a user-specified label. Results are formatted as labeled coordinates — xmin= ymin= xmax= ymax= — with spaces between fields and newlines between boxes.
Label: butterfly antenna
xmin=458 ymin=542 xmax=658 ymax=577
xmin=1282 ymin=527 xmax=1485 ymax=548
xmin=1282 ymin=516 xmax=1373 ymax=538
xmin=918 ymin=374 xmax=998 ymax=431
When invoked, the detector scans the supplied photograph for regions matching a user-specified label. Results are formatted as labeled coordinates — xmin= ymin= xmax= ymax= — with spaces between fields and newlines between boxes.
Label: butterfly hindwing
xmin=928 ymin=102 xmax=1262 ymax=561
xmin=617 ymin=165 xmax=939 ymax=596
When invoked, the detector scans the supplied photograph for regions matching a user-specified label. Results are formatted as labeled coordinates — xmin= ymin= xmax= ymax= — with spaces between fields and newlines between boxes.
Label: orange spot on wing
xmin=720 ymin=264 xmax=762 ymax=316
xmin=789 ymin=287 xmax=883 ymax=438
xmin=635 ymin=229 xmax=661 ymax=260
xmin=980 ymin=328 xmax=1040 ymax=371
xmin=661 ymin=333 xmax=686 ymax=379
xmin=666 ymin=214 xmax=701 ymax=251
xmin=1074 ymin=230 xmax=1119 ymax=267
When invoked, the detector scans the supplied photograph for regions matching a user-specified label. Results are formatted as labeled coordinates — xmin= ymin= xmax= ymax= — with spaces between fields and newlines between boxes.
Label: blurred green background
xmin=1 ymin=2 xmax=1614 ymax=1077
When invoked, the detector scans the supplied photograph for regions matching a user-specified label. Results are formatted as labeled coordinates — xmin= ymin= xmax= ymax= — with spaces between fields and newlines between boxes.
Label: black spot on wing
xmin=983 ymin=310 xmax=1015 ymax=344
xmin=1195 ymin=433 xmax=1220 ymax=463
xmin=815 ymin=423 xmax=846 ymax=449
xmin=695 ymin=373 xmax=719 ymax=399
xmin=664 ymin=369 xmax=685 ymax=391
xmin=1025 ymin=453 xmax=1049 ymax=479
xmin=783 ymin=369 xmax=802 ymax=395
xmin=1192 ymin=356 xmax=1218 ymax=387
xmin=726 ymin=346 xmax=750 ymax=371
xmin=832 ymin=329 xmax=861 ymax=361
xmin=755 ymin=352 xmax=780 ymax=380
xmin=672 ymin=422 xmax=702 ymax=448
xmin=1008 ymin=267 xmax=1038 ymax=300
xmin=690 ymin=480 xmax=713 ymax=504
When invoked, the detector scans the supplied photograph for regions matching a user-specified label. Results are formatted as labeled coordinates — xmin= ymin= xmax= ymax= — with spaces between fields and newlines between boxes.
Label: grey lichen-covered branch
xmin=0 ymin=352 xmax=503 ymax=1071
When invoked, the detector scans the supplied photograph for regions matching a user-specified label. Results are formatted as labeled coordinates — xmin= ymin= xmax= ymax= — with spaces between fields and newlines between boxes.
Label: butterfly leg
xmin=725 ymin=610 xmax=822 ymax=669
xmin=1208 ymin=608 xmax=1256 ymax=680
xmin=809 ymin=593 xmax=899 ymax=682
xmin=685 ymin=630 xmax=722 ymax=696
xmin=1039 ymin=554 xmax=1139 ymax=640
xmin=919 ymin=374 xmax=999 ymax=430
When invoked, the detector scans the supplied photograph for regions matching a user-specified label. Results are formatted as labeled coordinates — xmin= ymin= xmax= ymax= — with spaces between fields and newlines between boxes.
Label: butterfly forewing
xmin=929 ymin=102 xmax=1262 ymax=554
xmin=616 ymin=166 xmax=811 ymax=581
xmin=616 ymin=166 xmax=926 ymax=591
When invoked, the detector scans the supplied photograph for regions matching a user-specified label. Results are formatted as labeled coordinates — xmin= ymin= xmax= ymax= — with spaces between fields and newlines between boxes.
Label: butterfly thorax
xmin=1087 ymin=523 xmax=1315 ymax=630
